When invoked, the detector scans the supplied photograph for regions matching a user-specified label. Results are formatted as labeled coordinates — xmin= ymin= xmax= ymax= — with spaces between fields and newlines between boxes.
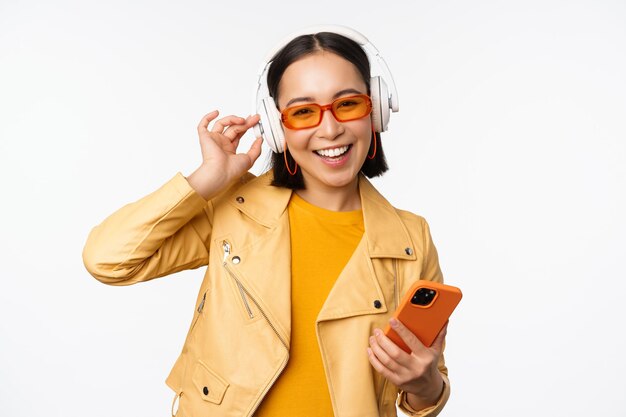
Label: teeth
xmin=316 ymin=145 xmax=349 ymax=158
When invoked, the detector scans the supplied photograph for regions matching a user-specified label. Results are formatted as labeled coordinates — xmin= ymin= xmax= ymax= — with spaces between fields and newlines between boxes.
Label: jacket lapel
xmin=224 ymin=172 xmax=420 ymax=337
xmin=222 ymin=173 xmax=294 ymax=346
xmin=316 ymin=175 xmax=417 ymax=322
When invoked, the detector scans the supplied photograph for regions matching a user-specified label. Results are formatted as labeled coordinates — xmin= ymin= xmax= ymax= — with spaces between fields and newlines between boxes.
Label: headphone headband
xmin=256 ymin=25 xmax=370 ymax=76
xmin=255 ymin=25 xmax=399 ymax=111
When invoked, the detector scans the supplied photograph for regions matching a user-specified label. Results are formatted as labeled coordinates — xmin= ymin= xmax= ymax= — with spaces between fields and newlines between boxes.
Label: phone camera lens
xmin=411 ymin=288 xmax=437 ymax=306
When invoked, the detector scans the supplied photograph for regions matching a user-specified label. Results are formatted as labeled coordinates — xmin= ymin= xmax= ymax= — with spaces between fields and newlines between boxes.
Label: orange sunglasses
xmin=280 ymin=94 xmax=373 ymax=130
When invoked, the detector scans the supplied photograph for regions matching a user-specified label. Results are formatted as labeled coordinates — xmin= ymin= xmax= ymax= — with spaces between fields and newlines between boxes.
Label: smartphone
xmin=383 ymin=280 xmax=462 ymax=353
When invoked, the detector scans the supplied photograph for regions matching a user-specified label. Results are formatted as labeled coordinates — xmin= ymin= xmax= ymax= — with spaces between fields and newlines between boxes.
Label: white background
xmin=1 ymin=0 xmax=625 ymax=416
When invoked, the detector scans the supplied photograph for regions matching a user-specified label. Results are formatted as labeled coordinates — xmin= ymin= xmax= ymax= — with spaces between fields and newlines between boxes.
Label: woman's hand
xmin=367 ymin=318 xmax=447 ymax=410
xmin=187 ymin=110 xmax=263 ymax=200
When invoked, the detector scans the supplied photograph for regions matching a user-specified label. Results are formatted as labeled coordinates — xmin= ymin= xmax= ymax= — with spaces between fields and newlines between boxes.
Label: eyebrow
xmin=284 ymin=88 xmax=364 ymax=108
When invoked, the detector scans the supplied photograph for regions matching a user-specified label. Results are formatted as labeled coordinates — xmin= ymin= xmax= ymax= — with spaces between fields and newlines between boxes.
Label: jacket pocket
xmin=191 ymin=360 xmax=229 ymax=405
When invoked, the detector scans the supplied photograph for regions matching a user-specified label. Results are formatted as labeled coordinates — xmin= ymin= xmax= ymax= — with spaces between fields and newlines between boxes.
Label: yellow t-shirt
xmin=254 ymin=192 xmax=364 ymax=416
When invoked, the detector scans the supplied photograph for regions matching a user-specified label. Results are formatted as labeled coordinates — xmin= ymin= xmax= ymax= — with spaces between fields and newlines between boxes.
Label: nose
xmin=316 ymin=108 xmax=344 ymax=140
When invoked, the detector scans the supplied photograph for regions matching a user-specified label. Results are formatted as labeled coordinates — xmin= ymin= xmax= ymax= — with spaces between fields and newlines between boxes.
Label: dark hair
xmin=267 ymin=32 xmax=389 ymax=190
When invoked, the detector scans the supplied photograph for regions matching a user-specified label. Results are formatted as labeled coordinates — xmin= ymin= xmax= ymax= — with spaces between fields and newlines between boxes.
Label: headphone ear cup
xmin=256 ymin=96 xmax=285 ymax=153
xmin=369 ymin=76 xmax=390 ymax=132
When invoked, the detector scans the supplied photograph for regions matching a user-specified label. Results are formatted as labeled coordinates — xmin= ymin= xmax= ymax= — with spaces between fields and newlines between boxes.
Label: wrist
xmin=405 ymin=375 xmax=445 ymax=411
xmin=186 ymin=164 xmax=227 ymax=201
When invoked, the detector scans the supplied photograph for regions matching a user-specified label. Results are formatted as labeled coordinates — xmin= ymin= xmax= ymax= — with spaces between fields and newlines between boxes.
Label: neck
xmin=295 ymin=176 xmax=361 ymax=211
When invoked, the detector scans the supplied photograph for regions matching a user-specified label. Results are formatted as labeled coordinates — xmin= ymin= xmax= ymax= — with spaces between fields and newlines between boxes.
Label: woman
xmin=83 ymin=26 xmax=451 ymax=417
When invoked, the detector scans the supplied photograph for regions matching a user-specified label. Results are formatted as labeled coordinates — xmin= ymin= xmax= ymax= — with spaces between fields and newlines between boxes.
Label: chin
xmin=317 ymin=170 xmax=361 ymax=189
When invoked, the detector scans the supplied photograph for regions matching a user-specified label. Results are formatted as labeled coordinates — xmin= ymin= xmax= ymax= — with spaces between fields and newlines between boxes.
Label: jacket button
xmin=232 ymin=256 xmax=241 ymax=264
xmin=236 ymin=196 xmax=245 ymax=203
xmin=373 ymin=300 xmax=382 ymax=309
xmin=405 ymin=247 xmax=413 ymax=255
xmin=203 ymin=386 xmax=209 ymax=395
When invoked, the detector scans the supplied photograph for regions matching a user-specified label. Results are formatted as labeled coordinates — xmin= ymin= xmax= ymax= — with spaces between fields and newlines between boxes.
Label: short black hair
xmin=266 ymin=32 xmax=389 ymax=190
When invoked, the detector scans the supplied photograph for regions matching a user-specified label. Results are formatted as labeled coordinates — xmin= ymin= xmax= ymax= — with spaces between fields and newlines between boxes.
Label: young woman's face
xmin=276 ymin=51 xmax=372 ymax=193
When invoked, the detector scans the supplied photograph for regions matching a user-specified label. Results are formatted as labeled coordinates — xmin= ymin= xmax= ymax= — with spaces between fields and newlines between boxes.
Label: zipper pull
xmin=197 ymin=292 xmax=206 ymax=313
xmin=222 ymin=240 xmax=231 ymax=264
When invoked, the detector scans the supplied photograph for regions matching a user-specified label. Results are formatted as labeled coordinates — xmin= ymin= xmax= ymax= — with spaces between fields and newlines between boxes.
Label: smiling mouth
xmin=315 ymin=145 xmax=351 ymax=158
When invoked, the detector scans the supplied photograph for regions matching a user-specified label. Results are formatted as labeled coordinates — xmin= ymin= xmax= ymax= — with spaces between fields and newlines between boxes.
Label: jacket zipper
xmin=221 ymin=240 xmax=289 ymax=416
xmin=189 ymin=291 xmax=206 ymax=331
xmin=222 ymin=241 xmax=254 ymax=319
xmin=197 ymin=292 xmax=206 ymax=313
xmin=393 ymin=259 xmax=399 ymax=310
xmin=247 ymin=355 xmax=289 ymax=416
xmin=221 ymin=240 xmax=288 ymax=349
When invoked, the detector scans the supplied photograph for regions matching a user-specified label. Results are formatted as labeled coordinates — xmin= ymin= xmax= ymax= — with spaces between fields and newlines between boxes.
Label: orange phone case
xmin=383 ymin=280 xmax=462 ymax=353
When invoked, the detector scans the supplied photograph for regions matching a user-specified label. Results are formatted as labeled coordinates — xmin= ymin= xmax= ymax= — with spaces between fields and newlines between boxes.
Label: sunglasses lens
xmin=283 ymin=105 xmax=321 ymax=129
xmin=281 ymin=95 xmax=372 ymax=129
xmin=332 ymin=96 xmax=371 ymax=121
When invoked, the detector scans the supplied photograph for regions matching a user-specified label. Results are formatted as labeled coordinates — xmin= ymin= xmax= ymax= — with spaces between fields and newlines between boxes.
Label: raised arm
xmin=82 ymin=111 xmax=263 ymax=285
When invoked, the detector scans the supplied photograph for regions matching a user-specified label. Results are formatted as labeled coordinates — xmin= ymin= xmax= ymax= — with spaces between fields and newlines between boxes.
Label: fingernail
xmin=390 ymin=318 xmax=399 ymax=328
xmin=374 ymin=329 xmax=382 ymax=337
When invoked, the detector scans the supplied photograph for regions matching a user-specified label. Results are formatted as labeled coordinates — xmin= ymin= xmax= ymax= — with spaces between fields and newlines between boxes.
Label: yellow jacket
xmin=83 ymin=171 xmax=451 ymax=417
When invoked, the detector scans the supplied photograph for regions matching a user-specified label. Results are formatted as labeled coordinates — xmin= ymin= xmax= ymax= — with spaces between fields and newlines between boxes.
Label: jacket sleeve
xmin=419 ymin=217 xmax=444 ymax=284
xmin=82 ymin=172 xmax=213 ymax=286
xmin=397 ymin=217 xmax=451 ymax=417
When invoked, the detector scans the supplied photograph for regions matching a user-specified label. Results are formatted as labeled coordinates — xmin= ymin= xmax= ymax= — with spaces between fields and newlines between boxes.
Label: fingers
xmin=367 ymin=329 xmax=418 ymax=387
xmin=367 ymin=345 xmax=397 ymax=382
xmin=368 ymin=320 xmax=448 ymax=393
xmin=197 ymin=112 xmax=259 ymax=135
xmin=246 ymin=137 xmax=263 ymax=163
xmin=197 ymin=110 xmax=220 ymax=134
xmin=368 ymin=329 xmax=404 ymax=373
xmin=430 ymin=322 xmax=448 ymax=355
xmin=211 ymin=115 xmax=246 ymax=133
xmin=389 ymin=318 xmax=428 ymax=355
xmin=196 ymin=112 xmax=263 ymax=166
xmin=224 ymin=114 xmax=261 ymax=141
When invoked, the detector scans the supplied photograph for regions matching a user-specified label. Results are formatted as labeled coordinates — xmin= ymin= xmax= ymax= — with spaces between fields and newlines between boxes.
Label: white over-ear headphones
xmin=252 ymin=24 xmax=399 ymax=153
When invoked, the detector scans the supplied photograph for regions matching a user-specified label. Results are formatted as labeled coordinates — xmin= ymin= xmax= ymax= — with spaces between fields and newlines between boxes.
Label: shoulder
xmin=362 ymin=176 xmax=431 ymax=236
xmin=395 ymin=209 xmax=431 ymax=234
xmin=208 ymin=171 xmax=291 ymax=226
xmin=208 ymin=171 xmax=259 ymax=208
xmin=393 ymin=208 xmax=437 ymax=256
xmin=391 ymin=208 xmax=443 ymax=284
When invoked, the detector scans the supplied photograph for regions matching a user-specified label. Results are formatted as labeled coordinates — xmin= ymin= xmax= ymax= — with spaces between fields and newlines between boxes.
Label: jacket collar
xmin=228 ymin=171 xmax=417 ymax=261
xmin=225 ymin=171 xmax=419 ymax=332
